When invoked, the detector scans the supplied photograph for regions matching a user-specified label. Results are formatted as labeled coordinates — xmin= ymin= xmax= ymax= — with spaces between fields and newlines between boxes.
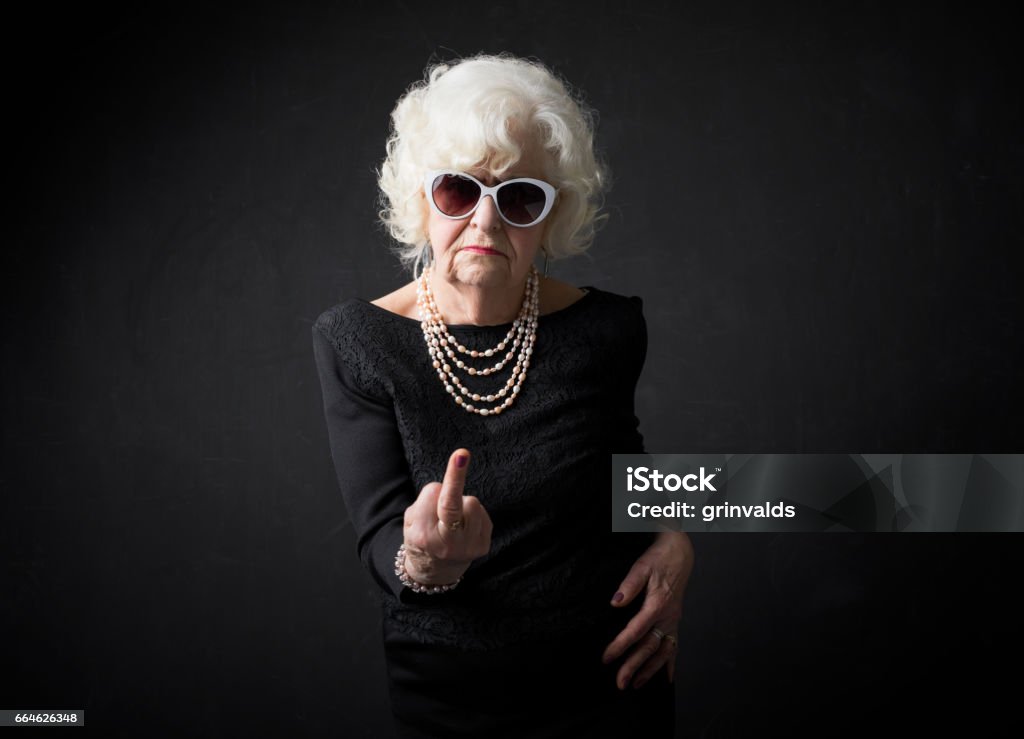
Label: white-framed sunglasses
xmin=423 ymin=170 xmax=558 ymax=228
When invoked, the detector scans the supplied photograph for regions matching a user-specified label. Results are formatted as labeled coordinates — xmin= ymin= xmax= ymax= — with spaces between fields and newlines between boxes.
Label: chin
xmin=454 ymin=264 xmax=509 ymax=288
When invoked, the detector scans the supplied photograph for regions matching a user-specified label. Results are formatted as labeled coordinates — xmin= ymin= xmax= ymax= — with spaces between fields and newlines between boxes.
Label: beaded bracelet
xmin=394 ymin=543 xmax=462 ymax=594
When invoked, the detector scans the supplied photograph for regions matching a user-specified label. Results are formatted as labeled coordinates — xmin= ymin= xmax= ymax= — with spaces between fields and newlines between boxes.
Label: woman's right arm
xmin=310 ymin=322 xmax=416 ymax=601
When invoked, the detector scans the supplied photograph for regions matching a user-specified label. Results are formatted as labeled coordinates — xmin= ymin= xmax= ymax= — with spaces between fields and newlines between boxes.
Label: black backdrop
xmin=4 ymin=1 xmax=1022 ymax=736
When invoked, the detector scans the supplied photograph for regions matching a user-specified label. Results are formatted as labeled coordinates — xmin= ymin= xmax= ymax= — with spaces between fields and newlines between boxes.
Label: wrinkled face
xmin=421 ymin=138 xmax=554 ymax=292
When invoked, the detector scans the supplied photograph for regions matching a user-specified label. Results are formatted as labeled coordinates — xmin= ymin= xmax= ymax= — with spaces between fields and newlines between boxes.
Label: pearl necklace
xmin=416 ymin=265 xmax=539 ymax=416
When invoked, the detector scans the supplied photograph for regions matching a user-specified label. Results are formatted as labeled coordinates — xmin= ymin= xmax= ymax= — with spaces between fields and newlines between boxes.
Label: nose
xmin=470 ymin=193 xmax=502 ymax=232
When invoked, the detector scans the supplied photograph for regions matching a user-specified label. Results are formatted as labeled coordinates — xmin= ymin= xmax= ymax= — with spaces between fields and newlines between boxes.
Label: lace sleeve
xmin=312 ymin=321 xmax=452 ymax=604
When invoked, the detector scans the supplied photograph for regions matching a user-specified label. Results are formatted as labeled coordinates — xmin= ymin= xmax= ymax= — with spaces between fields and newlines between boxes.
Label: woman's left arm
xmin=601 ymin=529 xmax=694 ymax=690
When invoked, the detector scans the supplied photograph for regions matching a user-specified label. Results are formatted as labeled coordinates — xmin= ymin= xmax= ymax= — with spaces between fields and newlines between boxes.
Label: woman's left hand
xmin=601 ymin=530 xmax=694 ymax=690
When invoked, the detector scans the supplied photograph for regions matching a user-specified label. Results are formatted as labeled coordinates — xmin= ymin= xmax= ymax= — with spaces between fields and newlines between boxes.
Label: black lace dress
xmin=312 ymin=286 xmax=674 ymax=738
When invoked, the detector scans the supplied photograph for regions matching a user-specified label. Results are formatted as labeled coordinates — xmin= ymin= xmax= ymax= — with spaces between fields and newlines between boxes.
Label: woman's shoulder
xmin=313 ymin=302 xmax=392 ymax=361
xmin=314 ymin=282 xmax=416 ymax=338
xmin=541 ymin=277 xmax=642 ymax=320
xmin=312 ymin=293 xmax=412 ymax=397
xmin=570 ymin=283 xmax=645 ymax=323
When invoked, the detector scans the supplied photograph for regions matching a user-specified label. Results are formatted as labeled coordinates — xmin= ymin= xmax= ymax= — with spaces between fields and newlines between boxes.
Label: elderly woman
xmin=312 ymin=53 xmax=693 ymax=738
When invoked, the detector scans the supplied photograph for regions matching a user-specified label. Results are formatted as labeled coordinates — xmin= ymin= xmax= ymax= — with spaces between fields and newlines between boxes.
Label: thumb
xmin=610 ymin=561 xmax=650 ymax=607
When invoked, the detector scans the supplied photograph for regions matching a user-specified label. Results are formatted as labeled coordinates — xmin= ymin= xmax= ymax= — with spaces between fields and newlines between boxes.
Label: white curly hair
xmin=375 ymin=52 xmax=612 ymax=275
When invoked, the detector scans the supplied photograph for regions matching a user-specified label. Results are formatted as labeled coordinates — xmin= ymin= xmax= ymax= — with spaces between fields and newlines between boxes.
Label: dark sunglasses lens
xmin=431 ymin=174 xmax=480 ymax=217
xmin=497 ymin=181 xmax=547 ymax=225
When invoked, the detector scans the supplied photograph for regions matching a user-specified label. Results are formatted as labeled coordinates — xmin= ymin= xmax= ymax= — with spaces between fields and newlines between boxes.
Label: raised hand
xmin=402 ymin=448 xmax=493 ymax=585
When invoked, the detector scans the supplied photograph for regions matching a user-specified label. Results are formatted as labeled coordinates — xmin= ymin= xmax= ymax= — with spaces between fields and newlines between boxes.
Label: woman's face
xmin=422 ymin=139 xmax=553 ymax=292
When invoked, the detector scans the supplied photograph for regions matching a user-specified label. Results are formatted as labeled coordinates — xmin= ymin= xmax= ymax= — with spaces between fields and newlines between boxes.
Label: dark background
xmin=4 ymin=1 xmax=1021 ymax=736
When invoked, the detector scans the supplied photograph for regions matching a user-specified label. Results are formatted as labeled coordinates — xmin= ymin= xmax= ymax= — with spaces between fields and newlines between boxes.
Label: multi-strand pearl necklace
xmin=416 ymin=265 xmax=539 ymax=416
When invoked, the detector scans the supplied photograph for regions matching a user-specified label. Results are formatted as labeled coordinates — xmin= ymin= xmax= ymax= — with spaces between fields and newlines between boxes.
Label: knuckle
xmin=652 ymin=580 xmax=674 ymax=597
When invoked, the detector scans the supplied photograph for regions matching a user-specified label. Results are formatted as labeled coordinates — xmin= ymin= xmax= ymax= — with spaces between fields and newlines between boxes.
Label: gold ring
xmin=651 ymin=628 xmax=665 ymax=640
xmin=445 ymin=519 xmax=465 ymax=531
xmin=664 ymin=634 xmax=678 ymax=648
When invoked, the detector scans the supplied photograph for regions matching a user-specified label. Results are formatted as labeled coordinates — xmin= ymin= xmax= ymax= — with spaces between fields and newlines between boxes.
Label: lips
xmin=461 ymin=245 xmax=504 ymax=256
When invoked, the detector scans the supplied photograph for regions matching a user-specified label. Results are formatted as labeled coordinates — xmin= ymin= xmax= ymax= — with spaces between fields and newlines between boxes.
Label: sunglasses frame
xmin=423 ymin=169 xmax=558 ymax=228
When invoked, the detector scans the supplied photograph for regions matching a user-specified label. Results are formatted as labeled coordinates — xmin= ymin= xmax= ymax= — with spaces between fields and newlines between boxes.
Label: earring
xmin=414 ymin=243 xmax=432 ymax=281
xmin=541 ymin=246 xmax=549 ymax=277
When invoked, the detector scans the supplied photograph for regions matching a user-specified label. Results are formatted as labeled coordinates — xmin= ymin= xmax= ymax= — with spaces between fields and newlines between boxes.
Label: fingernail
xmin=634 ymin=677 xmax=647 ymax=689
xmin=613 ymin=592 xmax=624 ymax=603
xmin=456 ymin=455 xmax=467 ymax=468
